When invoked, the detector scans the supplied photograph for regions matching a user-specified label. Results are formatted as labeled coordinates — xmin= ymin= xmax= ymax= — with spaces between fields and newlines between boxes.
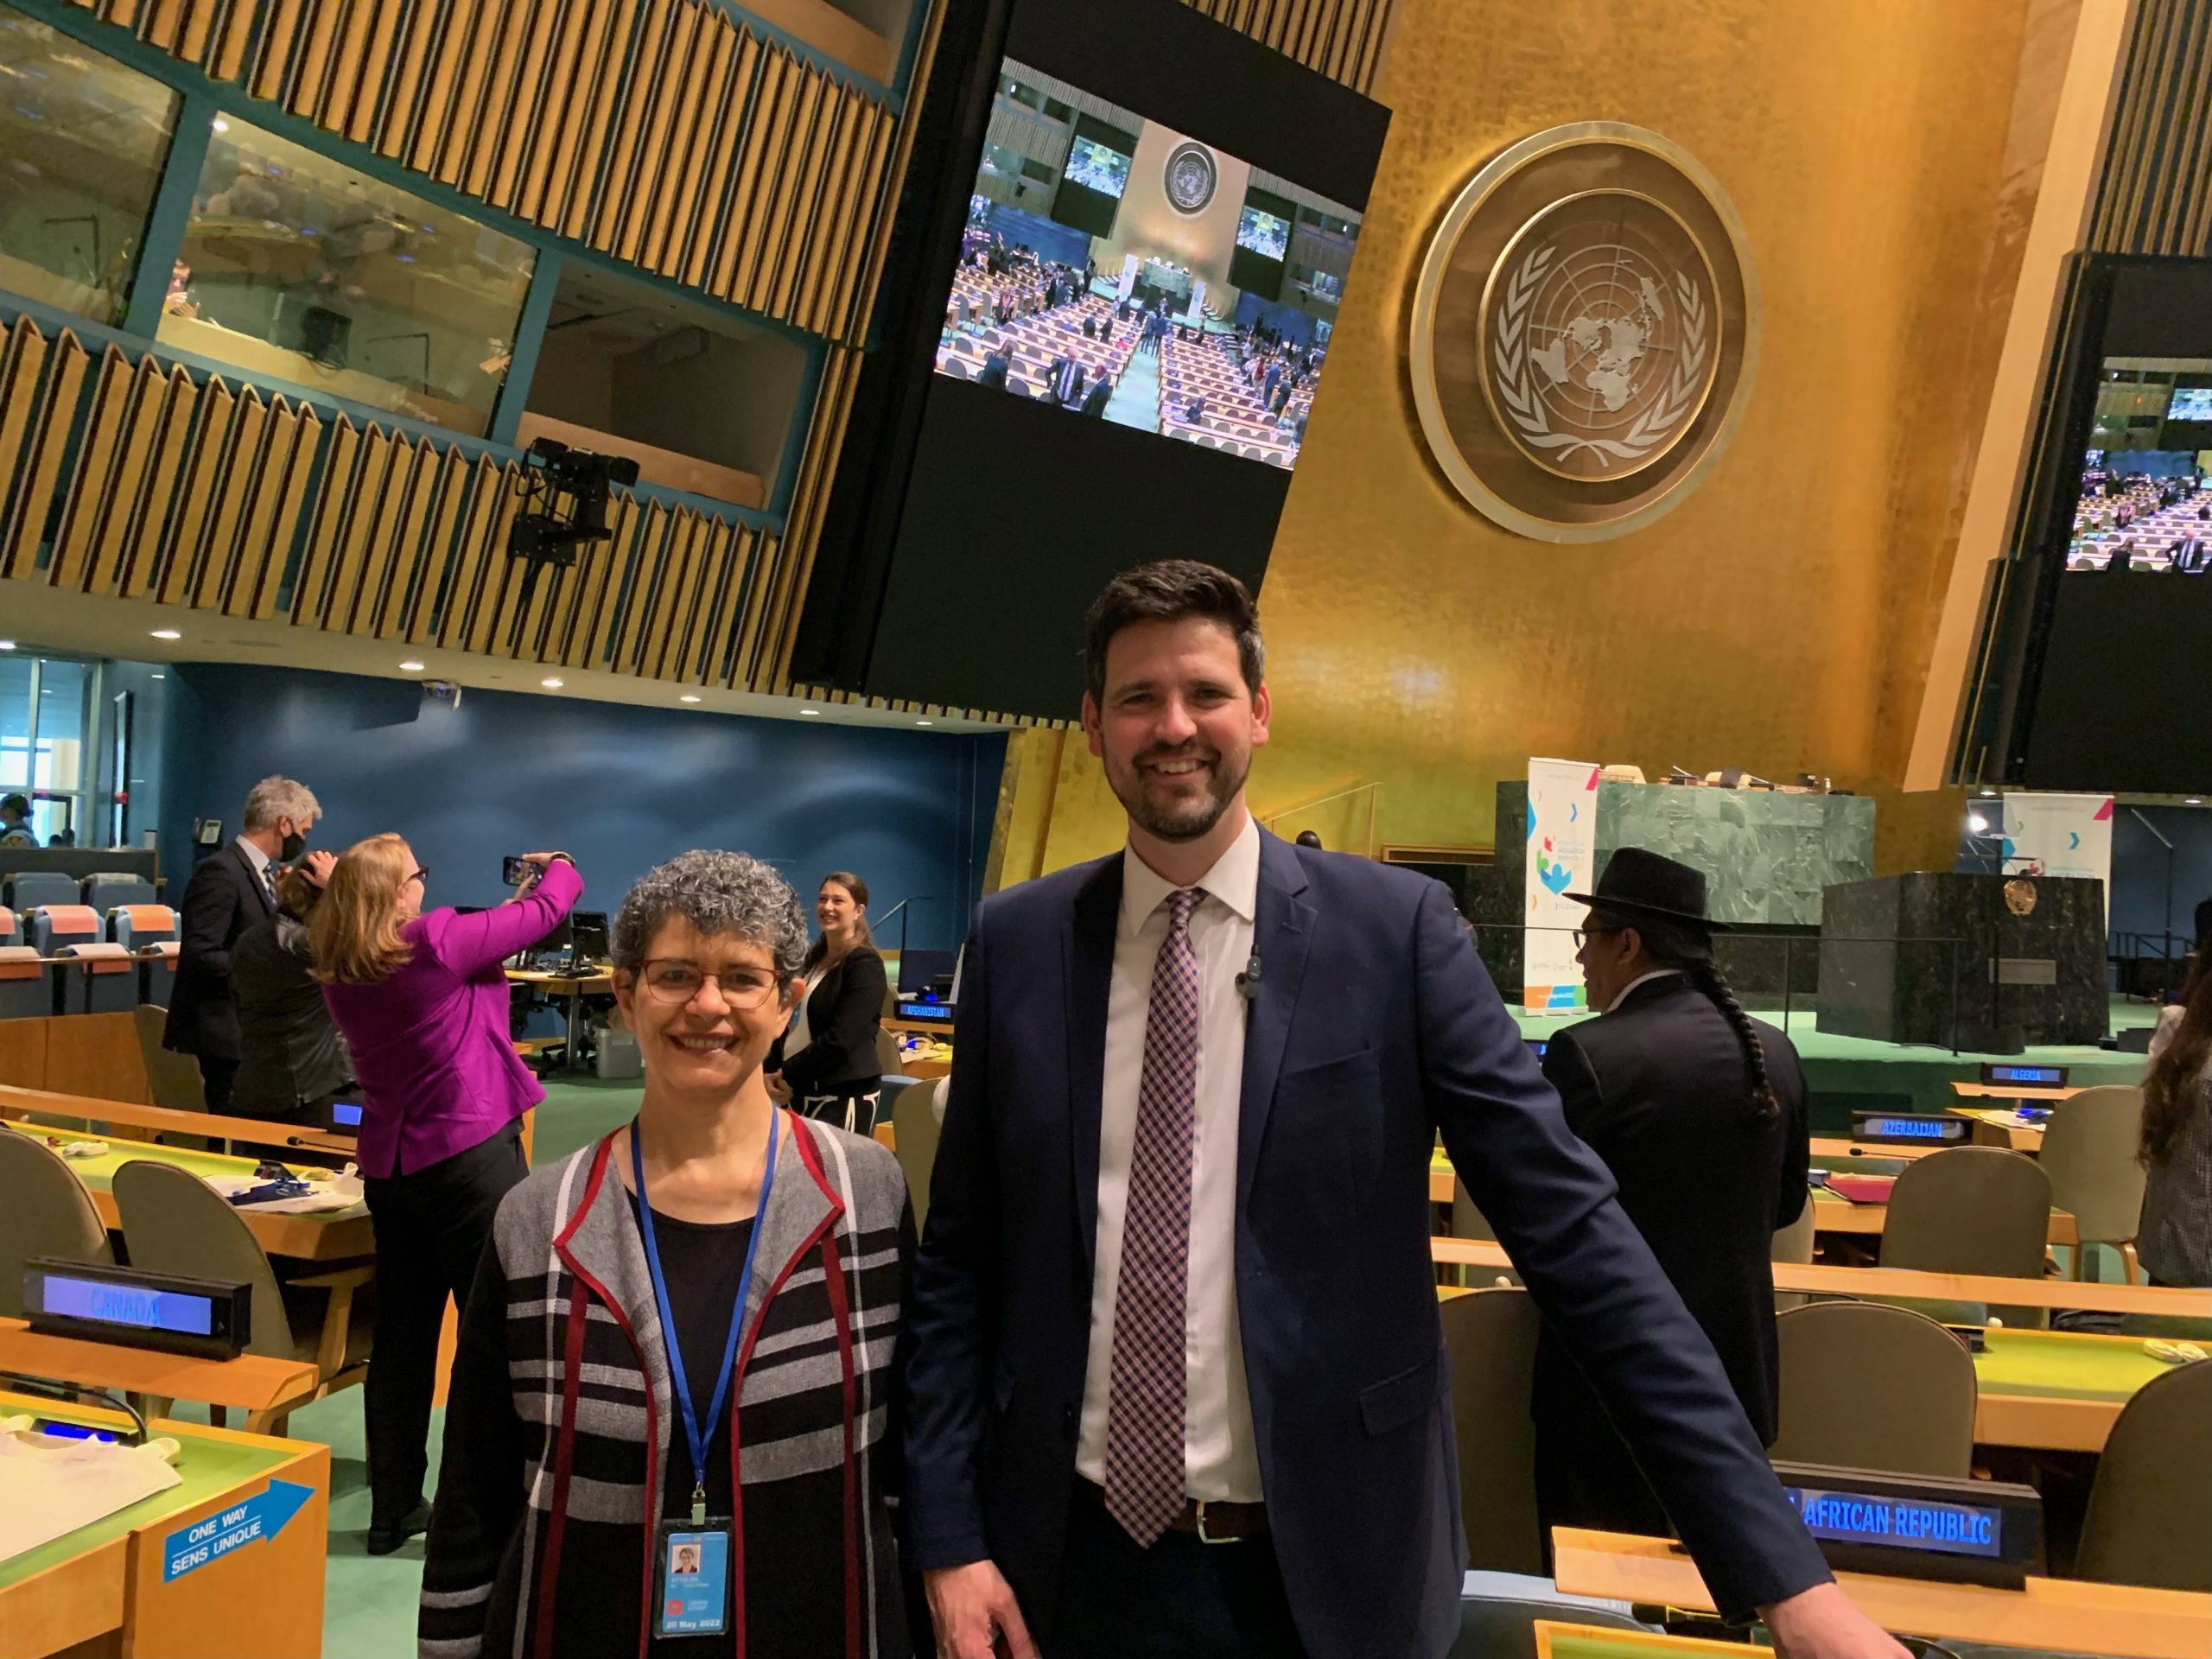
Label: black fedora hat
xmin=1566 ymin=848 xmax=1730 ymax=932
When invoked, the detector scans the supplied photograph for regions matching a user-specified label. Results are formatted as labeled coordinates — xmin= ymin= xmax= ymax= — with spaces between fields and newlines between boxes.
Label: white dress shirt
xmin=234 ymin=835 xmax=275 ymax=904
xmin=1075 ymin=814 xmax=1263 ymax=1503
xmin=1605 ymin=967 xmax=1682 ymax=1014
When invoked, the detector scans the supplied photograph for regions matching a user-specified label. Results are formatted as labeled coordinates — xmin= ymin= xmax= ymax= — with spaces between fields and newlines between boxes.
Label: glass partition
xmin=0 ymin=2 xmax=177 ymax=323
xmin=159 ymin=117 xmax=536 ymax=434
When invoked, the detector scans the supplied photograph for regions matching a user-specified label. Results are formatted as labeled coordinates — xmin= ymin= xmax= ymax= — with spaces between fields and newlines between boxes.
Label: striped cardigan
xmin=419 ymin=1111 xmax=912 ymax=1659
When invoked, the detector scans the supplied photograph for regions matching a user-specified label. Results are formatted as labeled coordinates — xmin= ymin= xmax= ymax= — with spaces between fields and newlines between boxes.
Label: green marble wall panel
xmin=1591 ymin=784 xmax=1875 ymax=926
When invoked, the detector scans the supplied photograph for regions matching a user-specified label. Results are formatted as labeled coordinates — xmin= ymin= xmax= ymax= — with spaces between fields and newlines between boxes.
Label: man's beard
xmin=1109 ymin=744 xmax=1249 ymax=842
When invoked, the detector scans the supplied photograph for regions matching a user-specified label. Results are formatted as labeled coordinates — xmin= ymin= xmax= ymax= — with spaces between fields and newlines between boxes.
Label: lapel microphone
xmin=1235 ymin=955 xmax=1262 ymax=1001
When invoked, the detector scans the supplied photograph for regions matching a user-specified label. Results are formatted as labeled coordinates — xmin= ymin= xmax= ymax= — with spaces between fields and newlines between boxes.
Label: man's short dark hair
xmin=1084 ymin=560 xmax=1265 ymax=707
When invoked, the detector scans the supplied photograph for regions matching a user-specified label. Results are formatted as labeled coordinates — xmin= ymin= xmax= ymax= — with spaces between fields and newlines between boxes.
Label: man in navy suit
xmin=905 ymin=561 xmax=1906 ymax=1659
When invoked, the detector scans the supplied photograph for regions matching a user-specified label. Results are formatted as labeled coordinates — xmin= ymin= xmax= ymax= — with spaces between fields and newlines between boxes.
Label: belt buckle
xmin=1193 ymin=1499 xmax=1234 ymax=1546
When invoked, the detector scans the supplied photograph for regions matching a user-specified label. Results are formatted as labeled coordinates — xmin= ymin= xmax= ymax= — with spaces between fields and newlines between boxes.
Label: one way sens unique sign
xmin=162 ymin=1479 xmax=315 ymax=1581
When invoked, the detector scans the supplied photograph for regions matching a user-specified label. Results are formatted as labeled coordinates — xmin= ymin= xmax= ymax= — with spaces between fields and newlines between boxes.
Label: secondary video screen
xmin=934 ymin=55 xmax=1361 ymax=473
xmin=1235 ymin=204 xmax=1290 ymax=260
xmin=1063 ymin=135 xmax=1130 ymax=198
xmin=2063 ymin=356 xmax=2212 ymax=573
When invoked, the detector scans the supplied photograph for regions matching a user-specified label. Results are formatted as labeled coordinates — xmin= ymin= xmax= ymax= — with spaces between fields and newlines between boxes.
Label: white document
xmin=0 ymin=1420 xmax=183 ymax=1564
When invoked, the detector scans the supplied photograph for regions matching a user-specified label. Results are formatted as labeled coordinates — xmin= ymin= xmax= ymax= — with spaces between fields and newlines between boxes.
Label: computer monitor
xmin=898 ymin=948 xmax=959 ymax=995
xmin=570 ymin=911 xmax=610 ymax=963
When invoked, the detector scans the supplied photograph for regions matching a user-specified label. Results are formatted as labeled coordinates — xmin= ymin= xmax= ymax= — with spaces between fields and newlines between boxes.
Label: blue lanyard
xmin=631 ymin=1113 xmax=778 ymax=1522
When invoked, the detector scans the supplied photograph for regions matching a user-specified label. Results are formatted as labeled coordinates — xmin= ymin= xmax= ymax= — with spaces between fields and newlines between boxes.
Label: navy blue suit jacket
xmin=903 ymin=832 xmax=1828 ymax=1658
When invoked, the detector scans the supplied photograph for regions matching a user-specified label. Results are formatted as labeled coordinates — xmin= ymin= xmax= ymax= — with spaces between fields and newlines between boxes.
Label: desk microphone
xmin=1235 ymin=956 xmax=1262 ymax=1001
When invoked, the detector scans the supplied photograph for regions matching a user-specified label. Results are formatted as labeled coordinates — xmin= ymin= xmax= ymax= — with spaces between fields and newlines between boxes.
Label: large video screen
xmin=1064 ymin=135 xmax=1129 ymax=199
xmin=1236 ymin=204 xmax=1290 ymax=260
xmin=2012 ymin=257 xmax=2212 ymax=791
xmin=934 ymin=55 xmax=1359 ymax=475
xmin=794 ymin=0 xmax=1389 ymax=718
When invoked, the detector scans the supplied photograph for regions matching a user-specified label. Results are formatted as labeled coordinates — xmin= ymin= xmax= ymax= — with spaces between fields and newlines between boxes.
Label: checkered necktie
xmin=1103 ymin=886 xmax=1202 ymax=1547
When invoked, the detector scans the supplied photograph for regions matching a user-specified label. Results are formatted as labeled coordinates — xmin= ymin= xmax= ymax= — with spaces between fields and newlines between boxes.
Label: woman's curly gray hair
xmin=611 ymin=850 xmax=809 ymax=980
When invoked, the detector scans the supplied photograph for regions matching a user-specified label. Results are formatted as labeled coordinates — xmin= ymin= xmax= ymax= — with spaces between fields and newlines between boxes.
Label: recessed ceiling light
xmin=916 ymin=719 xmax=933 ymax=727
xmin=213 ymin=117 xmax=229 ymax=131
xmin=150 ymin=672 xmax=164 ymax=679
xmin=2190 ymin=798 xmax=2204 ymax=806
xmin=399 ymin=659 xmax=425 ymax=671
xmin=800 ymin=708 xmax=819 ymax=716
xmin=150 ymin=628 xmax=181 ymax=640
xmin=0 ymin=640 xmax=14 ymax=650
xmin=541 ymin=677 xmax=563 ymax=689
xmin=679 ymin=694 xmax=702 ymax=703
xmin=1979 ymin=789 xmax=1997 ymax=798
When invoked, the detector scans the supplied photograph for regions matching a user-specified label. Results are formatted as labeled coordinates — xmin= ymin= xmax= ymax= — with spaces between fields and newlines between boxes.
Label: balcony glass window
xmin=158 ymin=117 xmax=535 ymax=435
xmin=0 ymin=3 xmax=177 ymax=324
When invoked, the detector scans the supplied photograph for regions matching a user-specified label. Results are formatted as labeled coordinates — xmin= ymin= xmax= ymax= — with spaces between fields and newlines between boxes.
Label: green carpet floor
xmin=298 ymin=1077 xmax=645 ymax=1654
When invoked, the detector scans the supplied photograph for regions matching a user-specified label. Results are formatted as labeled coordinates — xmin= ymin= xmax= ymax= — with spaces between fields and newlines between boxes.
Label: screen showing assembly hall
xmin=931 ymin=57 xmax=1361 ymax=473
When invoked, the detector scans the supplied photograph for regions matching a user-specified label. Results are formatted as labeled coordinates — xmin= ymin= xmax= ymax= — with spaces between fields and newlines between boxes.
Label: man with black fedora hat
xmin=1532 ymin=847 xmax=1811 ymax=1546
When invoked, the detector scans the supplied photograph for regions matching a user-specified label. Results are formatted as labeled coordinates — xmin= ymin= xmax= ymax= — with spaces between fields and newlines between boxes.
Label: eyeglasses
xmin=1571 ymin=927 xmax=1618 ymax=950
xmin=636 ymin=958 xmax=783 ymax=1009
xmin=407 ymin=868 xmax=429 ymax=888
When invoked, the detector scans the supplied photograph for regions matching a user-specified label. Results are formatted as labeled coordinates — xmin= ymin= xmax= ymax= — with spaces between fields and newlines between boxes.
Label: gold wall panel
xmin=2088 ymin=0 xmax=2212 ymax=256
xmin=1009 ymin=0 xmax=2056 ymax=879
xmin=64 ymin=0 xmax=901 ymax=341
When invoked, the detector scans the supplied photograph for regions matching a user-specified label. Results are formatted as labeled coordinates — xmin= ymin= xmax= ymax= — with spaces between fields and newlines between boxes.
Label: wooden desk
xmin=1 ymin=1083 xmax=356 ymax=1158
xmin=1430 ymin=1158 xmax=1456 ymax=1204
xmin=0 ymin=1392 xmax=329 ymax=1658
xmin=1810 ymin=1136 xmax=1942 ymax=1164
xmin=1550 ymin=1527 xmax=2211 ymax=1659
xmin=1429 ymin=1236 xmax=2212 ymax=1320
xmin=5 ymin=1120 xmax=372 ymax=1260
xmin=1950 ymin=1081 xmax=2083 ymax=1102
xmin=0 ymin=1319 xmax=319 ymax=1436
xmin=1810 ymin=1186 xmax=2077 ymax=1246
xmin=507 ymin=967 xmax=614 ymax=1072
xmin=1955 ymin=1106 xmax=2050 ymax=1151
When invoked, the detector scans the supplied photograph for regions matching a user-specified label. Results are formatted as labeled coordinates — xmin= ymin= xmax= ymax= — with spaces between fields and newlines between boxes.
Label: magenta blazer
xmin=323 ymin=861 xmax=583 ymax=1179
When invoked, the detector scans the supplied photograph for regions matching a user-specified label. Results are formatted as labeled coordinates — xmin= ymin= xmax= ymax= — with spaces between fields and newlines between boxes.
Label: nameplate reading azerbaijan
xmin=41 ymin=1274 xmax=215 ymax=1335
xmin=1783 ymin=1485 xmax=2004 ymax=1559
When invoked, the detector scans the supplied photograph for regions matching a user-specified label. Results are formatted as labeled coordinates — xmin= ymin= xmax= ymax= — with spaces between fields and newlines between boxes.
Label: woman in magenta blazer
xmin=314 ymin=835 xmax=582 ymax=1554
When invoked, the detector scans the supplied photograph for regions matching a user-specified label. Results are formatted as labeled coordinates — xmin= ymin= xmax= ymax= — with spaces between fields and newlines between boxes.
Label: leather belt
xmin=1077 ymin=1478 xmax=1268 ymax=1543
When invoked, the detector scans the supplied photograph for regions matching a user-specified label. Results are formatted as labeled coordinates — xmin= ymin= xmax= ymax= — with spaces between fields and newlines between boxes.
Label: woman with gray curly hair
xmin=423 ymin=850 xmax=915 ymax=1658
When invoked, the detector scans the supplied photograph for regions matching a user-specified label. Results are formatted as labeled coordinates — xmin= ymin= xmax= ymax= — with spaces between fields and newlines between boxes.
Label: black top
xmin=769 ymin=948 xmax=887 ymax=1096
xmin=1530 ymin=974 xmax=1810 ymax=1537
xmin=631 ymin=1196 xmax=752 ymax=1519
xmin=231 ymin=911 xmax=353 ymax=1117
xmin=162 ymin=843 xmax=276 ymax=1060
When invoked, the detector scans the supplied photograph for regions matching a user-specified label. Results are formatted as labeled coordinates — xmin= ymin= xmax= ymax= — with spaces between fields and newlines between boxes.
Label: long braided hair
xmin=1605 ymin=909 xmax=1779 ymax=1119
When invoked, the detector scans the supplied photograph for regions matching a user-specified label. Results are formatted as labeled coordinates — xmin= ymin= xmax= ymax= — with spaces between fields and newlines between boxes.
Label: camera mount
xmin=505 ymin=436 xmax=642 ymax=651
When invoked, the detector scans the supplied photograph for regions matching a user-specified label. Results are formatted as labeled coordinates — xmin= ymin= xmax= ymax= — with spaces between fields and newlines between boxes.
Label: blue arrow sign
xmin=162 ymin=1478 xmax=315 ymax=1581
xmin=2068 ymin=830 xmax=2081 ymax=850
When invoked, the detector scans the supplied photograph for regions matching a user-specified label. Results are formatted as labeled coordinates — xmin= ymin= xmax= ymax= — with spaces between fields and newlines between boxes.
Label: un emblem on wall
xmin=1410 ymin=124 xmax=1758 ymax=541
xmin=1163 ymin=141 xmax=1217 ymax=215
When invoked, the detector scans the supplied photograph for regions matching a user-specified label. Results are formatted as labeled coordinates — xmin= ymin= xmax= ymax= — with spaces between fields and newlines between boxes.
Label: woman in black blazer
xmin=768 ymin=871 xmax=890 ymax=1134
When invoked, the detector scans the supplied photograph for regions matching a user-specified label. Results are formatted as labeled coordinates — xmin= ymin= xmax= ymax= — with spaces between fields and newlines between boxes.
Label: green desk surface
xmin=0 ymin=1402 xmax=294 ymax=1592
xmin=3 ymin=1119 xmax=266 ymax=1194
xmin=1539 ymin=1626 xmax=1722 ymax=1659
xmin=1976 ymin=1328 xmax=2177 ymax=1402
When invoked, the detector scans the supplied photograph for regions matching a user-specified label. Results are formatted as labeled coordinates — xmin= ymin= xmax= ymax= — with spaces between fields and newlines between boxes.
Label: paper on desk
xmin=201 ymin=1169 xmax=366 ymax=1213
xmin=0 ymin=1421 xmax=182 ymax=1564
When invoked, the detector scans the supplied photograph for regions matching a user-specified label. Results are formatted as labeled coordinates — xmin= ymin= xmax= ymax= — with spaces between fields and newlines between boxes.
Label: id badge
xmin=652 ymin=1517 xmax=733 ymax=1638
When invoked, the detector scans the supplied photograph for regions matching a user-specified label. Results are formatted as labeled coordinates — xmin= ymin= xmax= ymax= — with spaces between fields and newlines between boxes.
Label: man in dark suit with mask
xmin=1079 ymin=374 xmax=1113 ymax=418
xmin=2170 ymin=534 xmax=2211 ymax=573
xmin=164 ymin=775 xmax=323 ymax=1111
